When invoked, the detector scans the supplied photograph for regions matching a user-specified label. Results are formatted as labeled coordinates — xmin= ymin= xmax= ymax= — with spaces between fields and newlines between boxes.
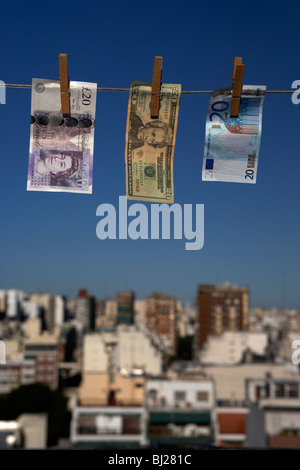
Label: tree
xmin=0 ymin=383 xmax=71 ymax=447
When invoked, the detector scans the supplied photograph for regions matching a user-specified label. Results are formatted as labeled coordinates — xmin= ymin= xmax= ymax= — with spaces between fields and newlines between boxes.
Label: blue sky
xmin=0 ymin=0 xmax=299 ymax=309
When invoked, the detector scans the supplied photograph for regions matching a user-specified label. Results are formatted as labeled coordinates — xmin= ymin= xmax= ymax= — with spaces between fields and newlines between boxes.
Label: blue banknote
xmin=202 ymin=85 xmax=266 ymax=183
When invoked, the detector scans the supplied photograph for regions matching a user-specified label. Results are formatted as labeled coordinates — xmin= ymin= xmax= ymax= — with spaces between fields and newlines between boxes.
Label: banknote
xmin=202 ymin=85 xmax=266 ymax=183
xmin=125 ymin=81 xmax=181 ymax=203
xmin=27 ymin=78 xmax=97 ymax=194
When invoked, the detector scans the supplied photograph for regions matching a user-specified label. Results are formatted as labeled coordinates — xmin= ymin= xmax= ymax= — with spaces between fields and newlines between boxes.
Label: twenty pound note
xmin=202 ymin=85 xmax=266 ymax=184
xmin=125 ymin=81 xmax=181 ymax=203
xmin=27 ymin=78 xmax=97 ymax=194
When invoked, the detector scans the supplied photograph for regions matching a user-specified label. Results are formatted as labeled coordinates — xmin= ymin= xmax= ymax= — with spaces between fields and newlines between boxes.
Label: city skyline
xmin=0 ymin=1 xmax=299 ymax=310
xmin=0 ymin=281 xmax=295 ymax=312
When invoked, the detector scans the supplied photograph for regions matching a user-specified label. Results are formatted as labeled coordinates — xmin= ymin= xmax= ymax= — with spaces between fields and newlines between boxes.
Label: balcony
xmin=149 ymin=410 xmax=211 ymax=425
xmin=71 ymin=406 xmax=148 ymax=448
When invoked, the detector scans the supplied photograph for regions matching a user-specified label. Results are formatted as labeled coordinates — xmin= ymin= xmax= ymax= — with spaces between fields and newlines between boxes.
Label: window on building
xmin=196 ymin=391 xmax=209 ymax=401
xmin=135 ymin=383 xmax=143 ymax=388
xmin=174 ymin=391 xmax=186 ymax=402
xmin=275 ymin=383 xmax=285 ymax=397
xmin=26 ymin=345 xmax=57 ymax=351
xmin=160 ymin=396 xmax=167 ymax=406
xmin=286 ymin=383 xmax=299 ymax=398
xmin=148 ymin=389 xmax=157 ymax=401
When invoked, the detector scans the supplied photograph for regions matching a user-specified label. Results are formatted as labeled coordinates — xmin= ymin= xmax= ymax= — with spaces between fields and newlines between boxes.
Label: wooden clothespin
xmin=150 ymin=56 xmax=163 ymax=119
xmin=59 ymin=53 xmax=70 ymax=117
xmin=230 ymin=57 xmax=245 ymax=117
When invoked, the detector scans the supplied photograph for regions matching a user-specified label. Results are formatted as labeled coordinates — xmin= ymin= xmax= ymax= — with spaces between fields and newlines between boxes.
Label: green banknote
xmin=125 ymin=81 xmax=181 ymax=203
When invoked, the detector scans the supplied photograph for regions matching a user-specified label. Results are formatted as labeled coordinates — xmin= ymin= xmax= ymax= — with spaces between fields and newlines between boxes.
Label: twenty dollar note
xmin=202 ymin=85 xmax=266 ymax=183
xmin=27 ymin=78 xmax=97 ymax=194
xmin=125 ymin=81 xmax=181 ymax=203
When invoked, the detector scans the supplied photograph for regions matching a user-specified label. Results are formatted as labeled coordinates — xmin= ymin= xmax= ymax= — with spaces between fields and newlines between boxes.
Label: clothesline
xmin=2 ymin=84 xmax=294 ymax=94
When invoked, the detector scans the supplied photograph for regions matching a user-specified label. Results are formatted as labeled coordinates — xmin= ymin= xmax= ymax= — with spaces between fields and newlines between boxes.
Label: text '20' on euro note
xmin=202 ymin=85 xmax=266 ymax=184
xmin=125 ymin=81 xmax=181 ymax=203
xmin=27 ymin=79 xmax=97 ymax=194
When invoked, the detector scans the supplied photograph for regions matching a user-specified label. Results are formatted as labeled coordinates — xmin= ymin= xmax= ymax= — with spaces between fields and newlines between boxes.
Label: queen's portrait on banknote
xmin=28 ymin=149 xmax=88 ymax=190
xmin=34 ymin=150 xmax=80 ymax=179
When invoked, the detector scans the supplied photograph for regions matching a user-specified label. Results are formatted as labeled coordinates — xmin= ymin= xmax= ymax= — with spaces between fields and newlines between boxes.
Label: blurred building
xmin=0 ymin=363 xmax=22 ymax=394
xmin=133 ymin=300 xmax=146 ymax=326
xmin=54 ymin=295 xmax=66 ymax=326
xmin=177 ymin=301 xmax=197 ymax=338
xmin=145 ymin=378 xmax=215 ymax=447
xmin=5 ymin=290 xmax=27 ymax=321
xmin=78 ymin=371 xmax=146 ymax=407
xmin=74 ymin=349 xmax=147 ymax=449
xmin=279 ymin=330 xmax=300 ymax=363
xmin=116 ymin=291 xmax=135 ymax=325
xmin=0 ymin=290 xmax=6 ymax=318
xmin=78 ymin=330 xmax=116 ymax=406
xmin=0 ymin=340 xmax=5 ymax=364
xmin=203 ymin=363 xmax=300 ymax=406
xmin=82 ymin=333 xmax=108 ymax=374
xmin=58 ymin=324 xmax=78 ymax=363
xmin=21 ymin=300 xmax=41 ymax=320
xmin=70 ymin=403 xmax=147 ymax=449
xmin=74 ymin=289 xmax=96 ymax=332
xmin=29 ymin=293 xmax=56 ymax=332
xmin=22 ymin=324 xmax=59 ymax=390
xmin=214 ymin=407 xmax=248 ymax=448
xmin=0 ymin=420 xmax=23 ymax=449
xmin=80 ymin=327 xmax=162 ymax=388
xmin=95 ymin=300 xmax=105 ymax=330
xmin=117 ymin=325 xmax=162 ymax=376
xmin=102 ymin=300 xmax=118 ymax=328
xmin=200 ymin=331 xmax=268 ymax=365
xmin=197 ymin=283 xmax=249 ymax=351
xmin=0 ymin=339 xmax=23 ymax=394
xmin=246 ymin=377 xmax=300 ymax=448
xmin=145 ymin=294 xmax=178 ymax=356
xmin=0 ymin=339 xmax=23 ymax=395
xmin=21 ymin=294 xmax=65 ymax=327
xmin=0 ymin=414 xmax=47 ymax=449
xmin=17 ymin=414 xmax=48 ymax=449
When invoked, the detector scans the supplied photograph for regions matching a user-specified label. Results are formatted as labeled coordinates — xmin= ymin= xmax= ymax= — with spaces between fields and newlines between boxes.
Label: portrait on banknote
xmin=28 ymin=149 xmax=86 ymax=189
xmin=128 ymin=111 xmax=173 ymax=150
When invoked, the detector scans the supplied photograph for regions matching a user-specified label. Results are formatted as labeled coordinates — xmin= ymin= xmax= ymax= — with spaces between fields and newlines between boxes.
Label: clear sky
xmin=0 ymin=0 xmax=299 ymax=309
